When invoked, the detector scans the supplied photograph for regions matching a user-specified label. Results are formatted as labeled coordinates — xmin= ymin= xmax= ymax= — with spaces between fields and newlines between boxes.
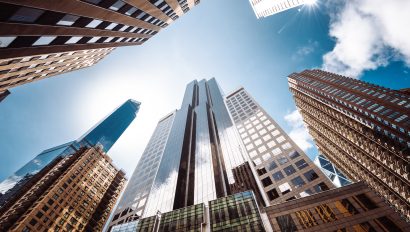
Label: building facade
xmin=225 ymin=87 xmax=334 ymax=205
xmin=0 ymin=99 xmax=139 ymax=205
xmin=265 ymin=181 xmax=409 ymax=232
xmin=288 ymin=69 xmax=410 ymax=220
xmin=0 ymin=0 xmax=200 ymax=101
xmin=0 ymin=145 xmax=126 ymax=232
xmin=249 ymin=0 xmax=306 ymax=19
xmin=109 ymin=79 xmax=267 ymax=230
xmin=111 ymin=191 xmax=266 ymax=232
xmin=314 ymin=154 xmax=352 ymax=188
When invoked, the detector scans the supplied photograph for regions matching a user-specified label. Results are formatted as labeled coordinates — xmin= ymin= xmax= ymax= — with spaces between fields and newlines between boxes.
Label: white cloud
xmin=322 ymin=0 xmax=410 ymax=78
xmin=284 ymin=110 xmax=313 ymax=152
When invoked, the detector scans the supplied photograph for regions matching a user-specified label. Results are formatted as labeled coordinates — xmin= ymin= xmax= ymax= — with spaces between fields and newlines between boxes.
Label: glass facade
xmin=209 ymin=191 xmax=265 ymax=232
xmin=111 ymin=191 xmax=266 ymax=232
xmin=144 ymin=79 xmax=252 ymax=217
xmin=111 ymin=79 xmax=265 ymax=230
xmin=79 ymin=99 xmax=140 ymax=152
xmin=314 ymin=154 xmax=352 ymax=187
xmin=110 ymin=111 xmax=175 ymax=227
xmin=0 ymin=99 xmax=139 ymax=202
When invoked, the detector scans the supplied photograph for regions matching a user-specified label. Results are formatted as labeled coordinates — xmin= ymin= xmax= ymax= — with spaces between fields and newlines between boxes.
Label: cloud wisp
xmin=284 ymin=110 xmax=313 ymax=152
xmin=322 ymin=0 xmax=410 ymax=78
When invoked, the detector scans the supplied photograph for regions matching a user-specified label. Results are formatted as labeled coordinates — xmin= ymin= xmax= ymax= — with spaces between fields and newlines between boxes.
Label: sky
xmin=1 ymin=0 xmax=410 ymax=182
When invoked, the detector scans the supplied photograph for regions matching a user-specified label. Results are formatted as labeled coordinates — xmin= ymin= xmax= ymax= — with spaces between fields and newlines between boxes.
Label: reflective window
xmin=86 ymin=19 xmax=102 ymax=28
xmin=295 ymin=159 xmax=308 ymax=170
xmin=57 ymin=14 xmax=79 ymax=26
xmin=0 ymin=37 xmax=16 ymax=47
xmin=267 ymin=160 xmax=277 ymax=171
xmin=288 ymin=150 xmax=300 ymax=159
xmin=304 ymin=170 xmax=319 ymax=181
xmin=125 ymin=7 xmax=138 ymax=16
xmin=106 ymin=22 xmax=118 ymax=30
xmin=65 ymin=36 xmax=82 ymax=44
xmin=9 ymin=7 xmax=44 ymax=23
xmin=283 ymin=165 xmax=296 ymax=176
xmin=277 ymin=156 xmax=288 ymax=165
xmin=33 ymin=36 xmax=56 ymax=46
xmin=109 ymin=1 xmax=125 ymax=11
xmin=87 ymin=37 xmax=101 ymax=43
xmin=272 ymin=171 xmax=284 ymax=181
xmin=267 ymin=188 xmax=279 ymax=201
xmin=291 ymin=176 xmax=305 ymax=188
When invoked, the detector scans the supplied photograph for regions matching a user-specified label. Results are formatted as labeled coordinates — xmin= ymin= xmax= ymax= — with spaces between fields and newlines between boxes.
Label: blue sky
xmin=1 ymin=0 xmax=410 ymax=181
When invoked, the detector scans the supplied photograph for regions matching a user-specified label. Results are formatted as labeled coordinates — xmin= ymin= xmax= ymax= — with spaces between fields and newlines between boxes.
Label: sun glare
xmin=305 ymin=0 xmax=317 ymax=5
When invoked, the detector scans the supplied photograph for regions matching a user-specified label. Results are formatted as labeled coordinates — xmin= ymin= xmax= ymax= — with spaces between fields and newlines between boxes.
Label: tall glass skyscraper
xmin=0 ymin=99 xmax=140 ymax=202
xmin=109 ymin=79 xmax=267 ymax=229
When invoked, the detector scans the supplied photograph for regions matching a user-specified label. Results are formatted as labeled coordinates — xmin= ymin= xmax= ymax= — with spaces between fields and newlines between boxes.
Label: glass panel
xmin=0 ymin=37 xmax=16 ymax=47
xmin=9 ymin=7 xmax=44 ymax=23
xmin=56 ymin=14 xmax=79 ymax=26
xmin=109 ymin=1 xmax=126 ymax=11
xmin=65 ymin=36 xmax=82 ymax=44
xmin=86 ymin=19 xmax=102 ymax=28
xmin=33 ymin=36 xmax=56 ymax=46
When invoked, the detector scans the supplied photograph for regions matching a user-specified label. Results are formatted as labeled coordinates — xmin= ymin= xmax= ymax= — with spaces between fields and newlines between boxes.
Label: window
xmin=83 ymin=0 xmax=102 ymax=3
xmin=57 ymin=14 xmax=79 ymax=26
xmin=261 ymin=177 xmax=273 ymax=187
xmin=29 ymin=218 xmax=38 ymax=226
xmin=106 ymin=22 xmax=118 ymax=30
xmin=376 ymin=217 xmax=402 ymax=231
xmin=355 ymin=194 xmax=378 ymax=210
xmin=36 ymin=211 xmax=44 ymax=219
xmin=282 ymin=142 xmax=292 ymax=150
xmin=9 ymin=7 xmax=44 ymax=23
xmin=283 ymin=165 xmax=296 ymax=176
xmin=272 ymin=171 xmax=284 ymax=181
xmin=257 ymin=168 xmax=267 ymax=176
xmin=277 ymin=156 xmax=288 ymax=165
xmin=291 ymin=176 xmax=305 ymax=188
xmin=276 ymin=215 xmax=297 ymax=232
xmin=0 ymin=37 xmax=16 ymax=47
xmin=109 ymin=1 xmax=126 ymax=11
xmin=87 ymin=37 xmax=101 ymax=43
xmin=276 ymin=136 xmax=286 ymax=143
xmin=125 ymin=7 xmax=138 ymax=16
xmin=85 ymin=19 xmax=102 ymax=28
xmin=288 ymin=150 xmax=300 ymax=159
xmin=267 ymin=160 xmax=277 ymax=171
xmin=295 ymin=159 xmax=308 ymax=170
xmin=304 ymin=170 xmax=319 ymax=181
xmin=267 ymin=188 xmax=280 ymax=201
xmin=65 ymin=36 xmax=82 ymax=44
xmin=278 ymin=182 xmax=292 ymax=194
xmin=272 ymin=148 xmax=282 ymax=156
xmin=313 ymin=182 xmax=329 ymax=192
xmin=33 ymin=36 xmax=56 ymax=46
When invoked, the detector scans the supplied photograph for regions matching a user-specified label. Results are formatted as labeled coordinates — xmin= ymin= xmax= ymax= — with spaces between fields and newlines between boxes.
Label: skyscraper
xmin=109 ymin=79 xmax=267 ymax=229
xmin=0 ymin=99 xmax=139 ymax=203
xmin=249 ymin=0 xmax=308 ymax=19
xmin=0 ymin=145 xmax=126 ymax=232
xmin=265 ymin=181 xmax=410 ymax=231
xmin=288 ymin=69 xmax=410 ymax=220
xmin=0 ymin=0 xmax=200 ymax=101
xmin=225 ymin=87 xmax=334 ymax=205
xmin=314 ymin=154 xmax=352 ymax=188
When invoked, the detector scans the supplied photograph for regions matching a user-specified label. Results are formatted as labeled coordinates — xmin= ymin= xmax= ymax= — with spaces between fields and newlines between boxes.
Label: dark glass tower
xmin=109 ymin=79 xmax=267 ymax=229
xmin=0 ymin=99 xmax=139 ymax=202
